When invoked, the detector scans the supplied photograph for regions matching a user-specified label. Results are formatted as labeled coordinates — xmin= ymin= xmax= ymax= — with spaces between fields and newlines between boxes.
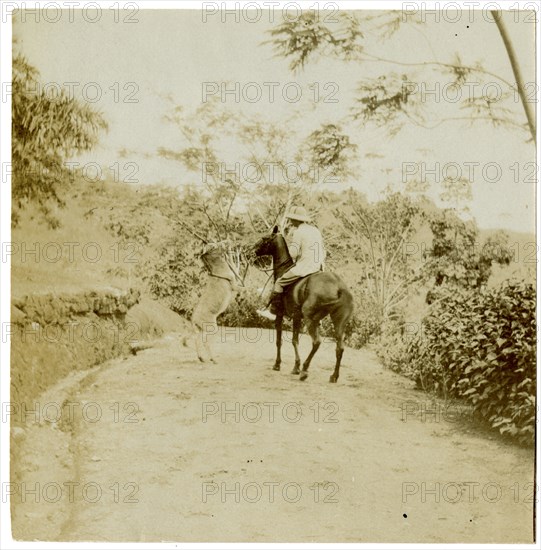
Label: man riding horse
xmin=256 ymin=206 xmax=326 ymax=321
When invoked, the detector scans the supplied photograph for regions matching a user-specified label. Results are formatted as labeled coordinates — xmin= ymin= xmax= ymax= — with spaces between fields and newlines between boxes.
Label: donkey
xmin=191 ymin=242 xmax=238 ymax=363
xmin=253 ymin=226 xmax=354 ymax=383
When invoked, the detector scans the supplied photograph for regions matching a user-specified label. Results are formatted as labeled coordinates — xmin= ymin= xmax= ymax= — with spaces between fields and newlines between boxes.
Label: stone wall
xmin=10 ymin=288 xmax=142 ymax=426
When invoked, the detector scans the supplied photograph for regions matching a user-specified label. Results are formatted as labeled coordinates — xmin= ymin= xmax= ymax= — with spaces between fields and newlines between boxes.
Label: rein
xmin=273 ymin=257 xmax=294 ymax=276
xmin=253 ymin=261 xmax=291 ymax=275
xmin=223 ymin=254 xmax=246 ymax=287
xmin=251 ymin=253 xmax=291 ymax=297
xmin=252 ymin=239 xmax=293 ymax=277
xmin=269 ymin=234 xmax=294 ymax=279
xmin=252 ymin=234 xmax=294 ymax=298
xmin=258 ymin=271 xmax=274 ymax=299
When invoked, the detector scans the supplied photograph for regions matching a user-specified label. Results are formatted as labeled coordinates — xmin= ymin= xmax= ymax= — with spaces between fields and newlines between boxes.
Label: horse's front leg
xmin=273 ymin=315 xmax=283 ymax=371
xmin=291 ymin=315 xmax=302 ymax=375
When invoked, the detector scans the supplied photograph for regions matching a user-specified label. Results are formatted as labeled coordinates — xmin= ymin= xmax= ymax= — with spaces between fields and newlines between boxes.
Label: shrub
xmin=379 ymin=280 xmax=536 ymax=444
xmin=373 ymin=322 xmax=412 ymax=376
xmin=219 ymin=287 xmax=275 ymax=329
xmin=324 ymin=281 xmax=381 ymax=349
xmin=340 ymin=312 xmax=380 ymax=349
xmin=142 ymin=238 xmax=201 ymax=316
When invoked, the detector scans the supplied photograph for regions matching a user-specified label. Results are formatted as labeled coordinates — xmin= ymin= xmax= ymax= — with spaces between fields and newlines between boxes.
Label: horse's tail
xmin=337 ymin=286 xmax=354 ymax=317
xmin=301 ymin=272 xmax=346 ymax=300
xmin=317 ymin=286 xmax=345 ymax=306
xmin=305 ymin=284 xmax=353 ymax=313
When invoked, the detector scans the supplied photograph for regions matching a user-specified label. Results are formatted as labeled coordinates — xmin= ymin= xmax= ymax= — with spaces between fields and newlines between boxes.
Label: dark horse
xmin=254 ymin=226 xmax=354 ymax=383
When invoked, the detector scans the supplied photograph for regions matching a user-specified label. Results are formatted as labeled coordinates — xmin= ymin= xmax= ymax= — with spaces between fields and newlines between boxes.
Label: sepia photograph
xmin=0 ymin=0 xmax=538 ymax=546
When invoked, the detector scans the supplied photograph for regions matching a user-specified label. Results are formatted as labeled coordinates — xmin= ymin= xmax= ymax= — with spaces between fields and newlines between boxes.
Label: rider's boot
xmin=256 ymin=291 xmax=283 ymax=321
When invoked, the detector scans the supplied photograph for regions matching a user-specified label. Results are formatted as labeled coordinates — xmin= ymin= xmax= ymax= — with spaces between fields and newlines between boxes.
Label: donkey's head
xmin=200 ymin=241 xmax=231 ymax=274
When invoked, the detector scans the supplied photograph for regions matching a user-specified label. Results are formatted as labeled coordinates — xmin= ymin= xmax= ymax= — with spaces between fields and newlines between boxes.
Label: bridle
xmin=253 ymin=233 xmax=293 ymax=274
xmin=251 ymin=232 xmax=294 ymax=297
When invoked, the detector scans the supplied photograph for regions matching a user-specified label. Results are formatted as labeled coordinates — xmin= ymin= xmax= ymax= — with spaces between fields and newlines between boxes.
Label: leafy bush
xmin=423 ymin=209 xmax=513 ymax=290
xmin=380 ymin=280 xmax=535 ymax=444
xmin=219 ymin=287 xmax=274 ymax=329
xmin=373 ymin=322 xmax=411 ymax=375
xmin=339 ymin=312 xmax=378 ymax=349
xmin=142 ymin=235 xmax=202 ymax=316
xmin=340 ymin=284 xmax=382 ymax=348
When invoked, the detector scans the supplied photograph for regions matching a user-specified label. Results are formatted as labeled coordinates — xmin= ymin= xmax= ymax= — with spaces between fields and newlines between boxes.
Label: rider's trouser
xmin=272 ymin=265 xmax=323 ymax=293
xmin=272 ymin=270 xmax=304 ymax=293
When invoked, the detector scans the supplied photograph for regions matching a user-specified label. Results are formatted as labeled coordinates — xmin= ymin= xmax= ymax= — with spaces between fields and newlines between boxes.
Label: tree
xmin=333 ymin=189 xmax=424 ymax=324
xmin=491 ymin=10 xmax=536 ymax=142
xmin=12 ymin=55 xmax=108 ymax=225
xmin=423 ymin=209 xmax=513 ymax=296
xmin=268 ymin=8 xmax=530 ymax=315
xmin=439 ymin=176 xmax=473 ymax=217
xmin=269 ymin=10 xmax=535 ymax=143
xmin=157 ymin=96 xmax=357 ymax=239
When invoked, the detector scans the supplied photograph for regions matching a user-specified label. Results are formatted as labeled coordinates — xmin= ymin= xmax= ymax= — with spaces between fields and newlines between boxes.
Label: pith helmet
xmin=285 ymin=206 xmax=311 ymax=223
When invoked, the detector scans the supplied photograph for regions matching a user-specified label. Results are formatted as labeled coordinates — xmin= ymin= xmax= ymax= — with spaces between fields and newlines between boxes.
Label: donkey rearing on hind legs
xmin=191 ymin=242 xmax=239 ymax=363
xmin=253 ymin=224 xmax=354 ymax=383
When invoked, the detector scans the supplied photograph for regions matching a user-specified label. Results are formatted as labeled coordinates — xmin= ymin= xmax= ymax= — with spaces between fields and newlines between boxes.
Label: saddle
xmin=278 ymin=271 xmax=321 ymax=315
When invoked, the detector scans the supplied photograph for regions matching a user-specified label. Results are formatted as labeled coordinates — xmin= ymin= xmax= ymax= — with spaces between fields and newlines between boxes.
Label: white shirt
xmin=286 ymin=223 xmax=326 ymax=277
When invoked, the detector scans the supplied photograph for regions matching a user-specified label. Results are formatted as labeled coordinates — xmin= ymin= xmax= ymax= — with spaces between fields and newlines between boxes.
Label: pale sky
xmin=13 ymin=6 xmax=537 ymax=233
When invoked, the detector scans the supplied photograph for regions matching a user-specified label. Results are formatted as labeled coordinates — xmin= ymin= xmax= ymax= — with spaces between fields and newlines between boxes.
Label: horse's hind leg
xmin=205 ymin=321 xmax=217 ymax=363
xmin=299 ymin=319 xmax=321 ymax=381
xmin=291 ymin=316 xmax=302 ymax=375
xmin=194 ymin=326 xmax=206 ymax=362
xmin=329 ymin=308 xmax=350 ymax=383
xmin=330 ymin=333 xmax=344 ymax=383
xmin=194 ymin=320 xmax=217 ymax=363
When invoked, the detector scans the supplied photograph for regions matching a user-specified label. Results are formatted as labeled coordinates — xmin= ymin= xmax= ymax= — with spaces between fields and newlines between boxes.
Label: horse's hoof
xmin=299 ymin=372 xmax=308 ymax=381
xmin=291 ymin=369 xmax=300 ymax=375
xmin=273 ymin=365 xmax=281 ymax=371
xmin=210 ymin=358 xmax=217 ymax=364
xmin=329 ymin=375 xmax=337 ymax=383
xmin=198 ymin=356 xmax=206 ymax=363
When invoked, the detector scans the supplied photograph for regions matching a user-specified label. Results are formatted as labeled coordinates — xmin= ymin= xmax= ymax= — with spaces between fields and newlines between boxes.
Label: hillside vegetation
xmin=11 ymin=42 xmax=535 ymax=447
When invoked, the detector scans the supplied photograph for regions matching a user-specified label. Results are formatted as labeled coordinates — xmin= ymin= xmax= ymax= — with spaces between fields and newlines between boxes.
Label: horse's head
xmin=253 ymin=225 xmax=282 ymax=258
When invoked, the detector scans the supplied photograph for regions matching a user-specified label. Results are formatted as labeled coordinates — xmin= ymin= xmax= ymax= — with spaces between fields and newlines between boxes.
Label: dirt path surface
xmin=13 ymin=329 xmax=534 ymax=543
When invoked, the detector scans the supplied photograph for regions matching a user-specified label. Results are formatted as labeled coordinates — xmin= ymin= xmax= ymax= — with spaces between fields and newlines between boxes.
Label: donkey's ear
xmin=272 ymin=225 xmax=279 ymax=234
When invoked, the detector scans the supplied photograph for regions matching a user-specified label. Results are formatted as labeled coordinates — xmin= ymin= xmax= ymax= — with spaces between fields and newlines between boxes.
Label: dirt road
xmin=12 ymin=328 xmax=534 ymax=543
